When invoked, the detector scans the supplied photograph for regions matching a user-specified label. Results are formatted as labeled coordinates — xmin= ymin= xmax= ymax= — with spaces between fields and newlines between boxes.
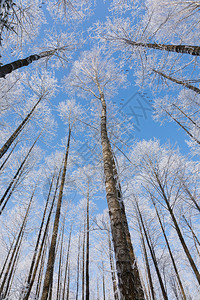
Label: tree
xmin=64 ymin=48 xmax=144 ymax=299
xmin=127 ymin=139 xmax=200 ymax=294
xmin=40 ymin=128 xmax=71 ymax=300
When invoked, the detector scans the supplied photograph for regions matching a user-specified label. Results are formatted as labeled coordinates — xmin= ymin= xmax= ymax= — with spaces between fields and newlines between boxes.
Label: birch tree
xmin=127 ymin=139 xmax=200 ymax=297
xmin=64 ymin=48 xmax=144 ymax=299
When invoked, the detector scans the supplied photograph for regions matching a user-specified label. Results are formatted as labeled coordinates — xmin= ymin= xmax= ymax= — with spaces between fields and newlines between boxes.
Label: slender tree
xmin=65 ymin=48 xmax=144 ymax=299
xmin=41 ymin=126 xmax=71 ymax=300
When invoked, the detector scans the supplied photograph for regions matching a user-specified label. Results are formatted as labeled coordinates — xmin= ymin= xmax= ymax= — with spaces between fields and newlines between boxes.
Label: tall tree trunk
xmin=96 ymin=279 xmax=100 ymax=300
xmin=0 ymin=141 xmax=18 ymax=171
xmin=107 ymin=227 xmax=119 ymax=300
xmin=181 ymin=185 xmax=200 ymax=213
xmin=41 ymin=127 xmax=71 ymax=300
xmin=35 ymin=235 xmax=48 ymax=300
xmin=102 ymin=262 xmax=106 ymax=300
xmin=164 ymin=109 xmax=200 ymax=145
xmin=82 ymin=221 xmax=86 ymax=300
xmin=138 ymin=221 xmax=156 ymax=300
xmin=76 ymin=231 xmax=81 ymax=300
xmin=124 ymin=39 xmax=200 ymax=56
xmin=0 ymin=187 xmax=35 ymax=298
xmin=155 ymin=173 xmax=200 ymax=285
xmin=0 ymin=130 xmax=43 ymax=214
xmin=135 ymin=201 xmax=169 ymax=300
xmin=153 ymin=69 xmax=200 ymax=95
xmin=183 ymin=215 xmax=200 ymax=247
xmin=86 ymin=181 xmax=90 ymax=300
xmin=0 ymin=231 xmax=17 ymax=282
xmin=22 ymin=172 xmax=55 ymax=299
xmin=98 ymin=87 xmax=144 ymax=299
xmin=3 ymin=230 xmax=23 ymax=299
xmin=22 ymin=168 xmax=62 ymax=300
xmin=172 ymin=103 xmax=200 ymax=129
xmin=66 ymin=264 xmax=70 ymax=300
xmin=0 ymin=95 xmax=43 ymax=159
xmin=62 ymin=225 xmax=72 ymax=300
xmin=152 ymin=200 xmax=187 ymax=300
xmin=56 ymin=218 xmax=65 ymax=300
xmin=0 ymin=48 xmax=61 ymax=78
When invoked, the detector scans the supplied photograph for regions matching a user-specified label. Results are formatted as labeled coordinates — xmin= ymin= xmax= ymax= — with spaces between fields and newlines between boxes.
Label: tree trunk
xmin=164 ymin=109 xmax=200 ymax=145
xmin=0 ymin=48 xmax=60 ymax=78
xmin=0 ymin=130 xmax=42 ymax=214
xmin=56 ymin=219 xmax=65 ymax=300
xmin=22 ymin=168 xmax=62 ymax=300
xmin=182 ymin=215 xmax=200 ymax=248
xmin=41 ymin=127 xmax=71 ymax=300
xmin=0 ymin=141 xmax=18 ymax=171
xmin=152 ymin=200 xmax=187 ymax=300
xmin=156 ymin=174 xmax=200 ymax=286
xmin=66 ymin=264 xmax=70 ymax=300
xmin=139 ymin=221 xmax=156 ymax=300
xmin=0 ymin=187 xmax=35 ymax=298
xmin=35 ymin=236 xmax=48 ymax=300
xmin=135 ymin=201 xmax=168 ymax=300
xmin=124 ymin=39 xmax=200 ymax=56
xmin=107 ymin=227 xmax=119 ymax=300
xmin=62 ymin=225 xmax=72 ymax=300
xmin=102 ymin=262 xmax=106 ymax=300
xmin=22 ymin=173 xmax=55 ymax=299
xmin=86 ymin=181 xmax=90 ymax=300
xmin=99 ymin=88 xmax=144 ymax=299
xmin=182 ymin=185 xmax=200 ymax=213
xmin=0 ymin=231 xmax=17 ymax=282
xmin=82 ymin=221 xmax=86 ymax=300
xmin=76 ymin=231 xmax=81 ymax=300
xmin=0 ymin=95 xmax=43 ymax=159
xmin=153 ymin=69 xmax=200 ymax=95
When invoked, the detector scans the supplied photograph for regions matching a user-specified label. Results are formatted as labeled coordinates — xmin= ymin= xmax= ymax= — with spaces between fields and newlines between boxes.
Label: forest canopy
xmin=0 ymin=1 xmax=199 ymax=299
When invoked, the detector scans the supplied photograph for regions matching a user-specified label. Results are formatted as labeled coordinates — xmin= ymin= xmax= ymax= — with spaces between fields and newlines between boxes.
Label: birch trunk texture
xmin=22 ymin=167 xmax=62 ymax=300
xmin=107 ymin=227 xmax=119 ymax=300
xmin=99 ymin=89 xmax=144 ymax=300
xmin=0 ymin=48 xmax=63 ymax=78
xmin=124 ymin=40 xmax=200 ymax=56
xmin=41 ymin=127 xmax=71 ymax=300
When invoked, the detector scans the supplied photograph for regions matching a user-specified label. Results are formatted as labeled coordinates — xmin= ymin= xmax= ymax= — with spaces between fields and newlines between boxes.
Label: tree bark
xmin=153 ymin=69 xmax=200 ymax=94
xmin=0 ymin=130 xmax=42 ymax=214
xmin=56 ymin=219 xmax=65 ymax=300
xmin=155 ymin=173 xmax=200 ymax=286
xmin=76 ymin=231 xmax=81 ymax=300
xmin=22 ymin=173 xmax=55 ymax=299
xmin=102 ymin=262 xmax=106 ymax=300
xmin=152 ymin=200 xmax=187 ymax=300
xmin=0 ymin=95 xmax=43 ymax=159
xmin=136 ymin=201 xmax=168 ymax=300
xmin=124 ymin=39 xmax=200 ymax=56
xmin=164 ymin=109 xmax=200 ymax=145
xmin=41 ymin=127 xmax=71 ymax=300
xmin=0 ymin=48 xmax=61 ymax=78
xmin=62 ymin=225 xmax=72 ymax=300
xmin=22 ymin=168 xmax=62 ymax=300
xmin=139 ymin=221 xmax=156 ymax=300
xmin=99 ymin=88 xmax=144 ymax=299
xmin=107 ymin=227 xmax=119 ymax=300
xmin=86 ymin=181 xmax=90 ymax=300
xmin=82 ymin=221 xmax=86 ymax=300
xmin=0 ymin=187 xmax=35 ymax=298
